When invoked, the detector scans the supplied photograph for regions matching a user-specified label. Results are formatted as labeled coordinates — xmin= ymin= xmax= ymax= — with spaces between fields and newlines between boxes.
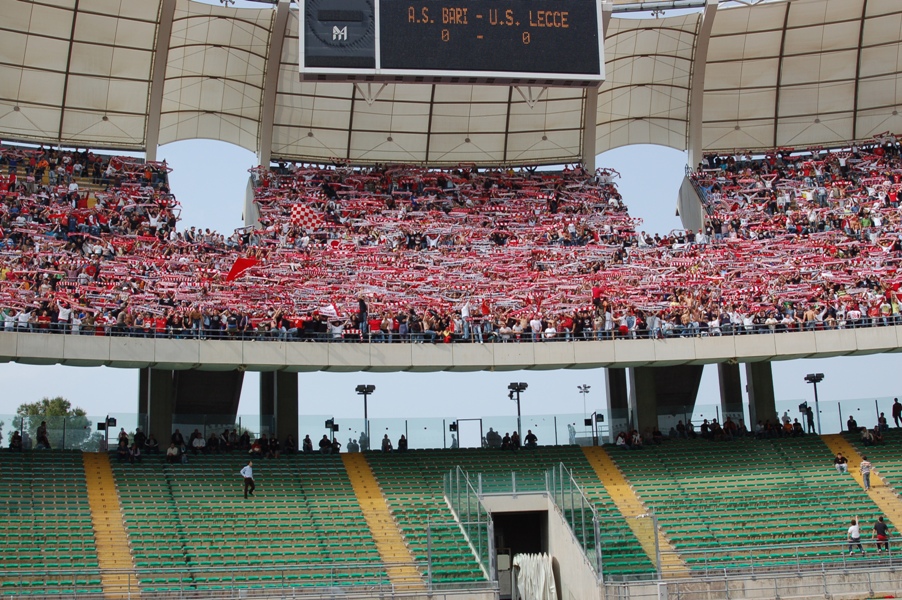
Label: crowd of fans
xmin=1 ymin=136 xmax=902 ymax=343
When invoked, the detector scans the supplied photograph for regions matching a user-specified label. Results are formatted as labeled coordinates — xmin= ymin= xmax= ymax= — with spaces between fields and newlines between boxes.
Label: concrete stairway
xmin=83 ymin=453 xmax=139 ymax=599
xmin=582 ymin=446 xmax=689 ymax=578
xmin=342 ymin=453 xmax=425 ymax=591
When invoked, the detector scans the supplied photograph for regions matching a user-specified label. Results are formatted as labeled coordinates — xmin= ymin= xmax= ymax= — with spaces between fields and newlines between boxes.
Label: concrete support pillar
xmin=629 ymin=367 xmax=658 ymax=433
xmin=138 ymin=368 xmax=149 ymax=432
xmin=745 ymin=362 xmax=777 ymax=427
xmin=145 ymin=368 xmax=174 ymax=442
xmin=718 ymin=363 xmax=744 ymax=424
xmin=260 ymin=371 xmax=299 ymax=440
xmin=605 ymin=368 xmax=629 ymax=442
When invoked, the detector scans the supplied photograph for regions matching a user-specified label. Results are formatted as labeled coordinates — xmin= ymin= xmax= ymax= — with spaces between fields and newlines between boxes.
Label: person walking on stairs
xmin=240 ymin=461 xmax=255 ymax=499
xmin=874 ymin=516 xmax=891 ymax=552
xmin=860 ymin=456 xmax=874 ymax=491
xmin=848 ymin=518 xmax=866 ymax=556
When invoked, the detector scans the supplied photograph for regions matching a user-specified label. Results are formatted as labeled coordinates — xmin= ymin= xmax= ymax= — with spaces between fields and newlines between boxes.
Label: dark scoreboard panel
xmin=301 ymin=0 xmax=605 ymax=86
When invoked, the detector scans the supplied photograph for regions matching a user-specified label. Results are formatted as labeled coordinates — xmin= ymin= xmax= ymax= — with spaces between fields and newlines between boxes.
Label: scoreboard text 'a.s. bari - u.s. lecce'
xmin=300 ymin=0 xmax=605 ymax=87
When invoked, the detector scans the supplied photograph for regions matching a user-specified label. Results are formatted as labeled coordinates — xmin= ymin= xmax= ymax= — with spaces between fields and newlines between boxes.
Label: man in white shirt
xmin=529 ymin=316 xmax=543 ymax=342
xmin=240 ymin=461 xmax=255 ymax=499
xmin=17 ymin=309 xmax=32 ymax=331
xmin=848 ymin=517 xmax=865 ymax=555
xmin=56 ymin=301 xmax=72 ymax=333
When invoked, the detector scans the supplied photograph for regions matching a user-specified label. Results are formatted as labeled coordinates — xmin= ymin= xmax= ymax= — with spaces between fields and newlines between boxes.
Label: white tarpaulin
xmin=513 ymin=553 xmax=557 ymax=600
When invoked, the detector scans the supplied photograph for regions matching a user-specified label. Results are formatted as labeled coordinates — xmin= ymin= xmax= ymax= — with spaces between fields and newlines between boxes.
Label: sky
xmin=1 ymin=0 xmax=899 ymax=441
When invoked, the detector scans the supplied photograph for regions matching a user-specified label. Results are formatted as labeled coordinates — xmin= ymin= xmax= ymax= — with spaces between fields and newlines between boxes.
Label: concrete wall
xmin=2 ymin=325 xmax=901 ymax=372
xmin=546 ymin=497 xmax=602 ymax=600
xmin=677 ymin=176 xmax=706 ymax=234
xmin=481 ymin=494 xmax=600 ymax=600
xmin=605 ymin=567 xmax=902 ymax=600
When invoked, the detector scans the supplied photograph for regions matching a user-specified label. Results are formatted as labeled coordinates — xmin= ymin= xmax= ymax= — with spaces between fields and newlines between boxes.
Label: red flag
xmin=226 ymin=257 xmax=259 ymax=282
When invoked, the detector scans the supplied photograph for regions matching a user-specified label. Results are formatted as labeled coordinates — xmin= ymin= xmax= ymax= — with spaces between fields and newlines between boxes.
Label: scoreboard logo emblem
xmin=332 ymin=26 xmax=348 ymax=41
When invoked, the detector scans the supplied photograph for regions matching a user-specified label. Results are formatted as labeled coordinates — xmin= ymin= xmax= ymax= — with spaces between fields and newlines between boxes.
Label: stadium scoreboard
xmin=300 ymin=0 xmax=605 ymax=87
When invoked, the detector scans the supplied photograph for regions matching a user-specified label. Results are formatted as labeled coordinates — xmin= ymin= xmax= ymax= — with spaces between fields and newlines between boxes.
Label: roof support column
xmin=686 ymin=0 xmax=718 ymax=168
xmin=581 ymin=85 xmax=599 ymax=171
xmin=257 ymin=0 xmax=291 ymax=167
xmin=145 ymin=0 xmax=176 ymax=162
xmin=581 ymin=1 xmax=614 ymax=170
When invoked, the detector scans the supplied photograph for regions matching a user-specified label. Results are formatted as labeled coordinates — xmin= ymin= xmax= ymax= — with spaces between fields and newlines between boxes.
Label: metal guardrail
xmin=5 ymin=310 xmax=902 ymax=342
xmin=444 ymin=466 xmax=497 ymax=582
xmin=0 ymin=561 xmax=496 ymax=598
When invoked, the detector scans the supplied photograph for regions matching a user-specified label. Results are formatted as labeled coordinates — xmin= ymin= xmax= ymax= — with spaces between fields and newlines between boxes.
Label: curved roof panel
xmin=702 ymin=0 xmax=902 ymax=152
xmin=158 ymin=0 xmax=274 ymax=150
xmin=1 ymin=0 xmax=901 ymax=162
xmin=596 ymin=12 xmax=702 ymax=152
xmin=0 ymin=0 xmax=160 ymax=149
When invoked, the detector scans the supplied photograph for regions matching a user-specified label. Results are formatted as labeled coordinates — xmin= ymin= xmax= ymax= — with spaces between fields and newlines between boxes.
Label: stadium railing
xmin=443 ymin=466 xmax=496 ymax=582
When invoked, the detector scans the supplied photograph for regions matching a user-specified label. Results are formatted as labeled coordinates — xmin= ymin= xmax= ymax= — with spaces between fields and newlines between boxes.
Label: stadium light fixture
xmin=804 ymin=373 xmax=824 ymax=434
xmin=356 ymin=385 xmax=375 ymax=448
xmin=508 ymin=383 xmax=528 ymax=439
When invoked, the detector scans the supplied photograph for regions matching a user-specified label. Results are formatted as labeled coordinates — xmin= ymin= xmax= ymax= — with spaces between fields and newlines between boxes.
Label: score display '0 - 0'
xmin=407 ymin=5 xmax=571 ymax=44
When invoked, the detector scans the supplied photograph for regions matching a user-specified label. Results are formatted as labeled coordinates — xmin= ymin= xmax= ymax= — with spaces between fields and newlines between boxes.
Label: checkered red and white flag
xmin=290 ymin=203 xmax=323 ymax=229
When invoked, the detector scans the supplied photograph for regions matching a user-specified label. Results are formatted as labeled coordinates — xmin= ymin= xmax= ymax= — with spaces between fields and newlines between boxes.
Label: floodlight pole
xmin=508 ymin=383 xmax=527 ymax=440
xmin=356 ymin=385 xmax=375 ymax=447
xmin=805 ymin=373 xmax=824 ymax=434
xmin=578 ymin=384 xmax=591 ymax=421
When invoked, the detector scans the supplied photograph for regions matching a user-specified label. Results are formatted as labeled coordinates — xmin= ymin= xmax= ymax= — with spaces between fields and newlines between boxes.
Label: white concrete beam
xmin=1 ymin=325 xmax=902 ymax=372
xmin=686 ymin=0 xmax=718 ymax=168
xmin=257 ymin=0 xmax=291 ymax=167
xmin=145 ymin=0 xmax=176 ymax=162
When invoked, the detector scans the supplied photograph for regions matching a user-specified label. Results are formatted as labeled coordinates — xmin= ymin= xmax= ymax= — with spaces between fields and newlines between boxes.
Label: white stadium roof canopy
xmin=1 ymin=0 xmax=901 ymax=166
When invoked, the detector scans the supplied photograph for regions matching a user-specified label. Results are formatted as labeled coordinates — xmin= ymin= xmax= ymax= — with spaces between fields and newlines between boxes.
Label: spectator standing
xmin=893 ymin=398 xmax=902 ymax=428
xmin=805 ymin=406 xmax=815 ymax=434
xmin=874 ymin=516 xmax=891 ymax=552
xmin=133 ymin=428 xmax=146 ymax=449
xmin=240 ymin=461 xmax=255 ymax=499
xmin=860 ymin=456 xmax=874 ymax=491
xmin=848 ymin=518 xmax=865 ymax=556
xmin=381 ymin=434 xmax=393 ymax=452
xmin=36 ymin=421 xmax=51 ymax=449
